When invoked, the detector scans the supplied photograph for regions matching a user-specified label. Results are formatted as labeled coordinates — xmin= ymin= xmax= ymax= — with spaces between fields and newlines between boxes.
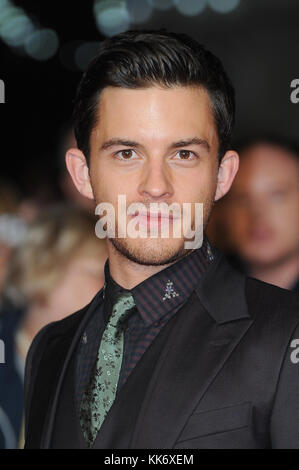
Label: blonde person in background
xmin=0 ymin=181 xmax=25 ymax=308
xmin=0 ymin=205 xmax=107 ymax=448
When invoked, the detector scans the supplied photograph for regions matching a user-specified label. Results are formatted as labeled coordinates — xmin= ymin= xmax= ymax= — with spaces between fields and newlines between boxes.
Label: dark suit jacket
xmin=23 ymin=253 xmax=299 ymax=449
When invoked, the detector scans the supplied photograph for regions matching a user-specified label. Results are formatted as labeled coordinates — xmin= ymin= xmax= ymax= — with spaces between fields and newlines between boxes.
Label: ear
xmin=214 ymin=150 xmax=239 ymax=202
xmin=65 ymin=148 xmax=94 ymax=200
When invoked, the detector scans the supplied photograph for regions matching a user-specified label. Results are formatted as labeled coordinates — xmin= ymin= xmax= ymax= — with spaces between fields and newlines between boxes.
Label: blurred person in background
xmin=209 ymin=138 xmax=299 ymax=292
xmin=0 ymin=205 xmax=107 ymax=448
xmin=17 ymin=163 xmax=63 ymax=224
xmin=0 ymin=181 xmax=26 ymax=309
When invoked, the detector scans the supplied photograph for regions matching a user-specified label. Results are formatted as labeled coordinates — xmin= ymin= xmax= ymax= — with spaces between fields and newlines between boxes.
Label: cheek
xmin=177 ymin=165 xmax=218 ymax=203
xmin=274 ymin=202 xmax=299 ymax=238
xmin=90 ymin=162 xmax=128 ymax=203
xmin=269 ymin=199 xmax=298 ymax=227
xmin=93 ymin=148 xmax=144 ymax=194
xmin=227 ymin=210 xmax=247 ymax=237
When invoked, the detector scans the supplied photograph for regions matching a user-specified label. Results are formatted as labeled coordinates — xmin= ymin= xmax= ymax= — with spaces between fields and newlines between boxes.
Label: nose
xmin=137 ymin=158 xmax=173 ymax=201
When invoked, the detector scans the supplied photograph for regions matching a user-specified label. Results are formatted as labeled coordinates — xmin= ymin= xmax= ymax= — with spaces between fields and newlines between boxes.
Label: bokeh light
xmin=24 ymin=29 xmax=59 ymax=61
xmin=94 ymin=0 xmax=130 ymax=37
xmin=174 ymin=0 xmax=207 ymax=17
xmin=0 ymin=0 xmax=60 ymax=60
xmin=126 ymin=0 xmax=153 ymax=24
xmin=0 ymin=14 xmax=34 ymax=47
xmin=208 ymin=0 xmax=240 ymax=14
xmin=147 ymin=0 xmax=174 ymax=12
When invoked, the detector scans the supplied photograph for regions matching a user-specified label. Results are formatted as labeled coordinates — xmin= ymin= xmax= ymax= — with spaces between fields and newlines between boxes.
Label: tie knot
xmin=109 ymin=291 xmax=135 ymax=328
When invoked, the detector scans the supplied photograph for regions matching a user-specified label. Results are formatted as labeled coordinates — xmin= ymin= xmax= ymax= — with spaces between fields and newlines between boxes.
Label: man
xmin=221 ymin=138 xmax=299 ymax=292
xmin=24 ymin=30 xmax=299 ymax=449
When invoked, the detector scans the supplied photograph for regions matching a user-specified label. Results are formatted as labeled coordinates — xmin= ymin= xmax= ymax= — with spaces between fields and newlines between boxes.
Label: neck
xmin=107 ymin=242 xmax=176 ymax=290
xmin=248 ymin=252 xmax=299 ymax=290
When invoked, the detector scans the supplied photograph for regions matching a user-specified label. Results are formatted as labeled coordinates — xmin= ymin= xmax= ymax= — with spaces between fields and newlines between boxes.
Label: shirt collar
xmin=103 ymin=237 xmax=217 ymax=326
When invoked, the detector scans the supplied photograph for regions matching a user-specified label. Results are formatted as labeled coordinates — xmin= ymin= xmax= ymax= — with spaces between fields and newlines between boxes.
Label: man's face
xmin=225 ymin=144 xmax=299 ymax=267
xmin=87 ymin=85 xmax=220 ymax=266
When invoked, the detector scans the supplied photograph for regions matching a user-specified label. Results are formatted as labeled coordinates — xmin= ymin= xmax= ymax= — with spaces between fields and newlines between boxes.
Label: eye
xmin=173 ymin=150 xmax=197 ymax=160
xmin=115 ymin=149 xmax=137 ymax=160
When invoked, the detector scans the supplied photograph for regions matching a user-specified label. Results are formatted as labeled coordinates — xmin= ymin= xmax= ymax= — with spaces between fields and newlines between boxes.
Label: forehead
xmin=92 ymin=85 xmax=217 ymax=147
xmin=233 ymin=144 xmax=299 ymax=191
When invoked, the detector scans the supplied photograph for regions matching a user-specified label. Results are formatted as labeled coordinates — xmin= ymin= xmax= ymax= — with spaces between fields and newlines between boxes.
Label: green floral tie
xmin=79 ymin=291 xmax=135 ymax=447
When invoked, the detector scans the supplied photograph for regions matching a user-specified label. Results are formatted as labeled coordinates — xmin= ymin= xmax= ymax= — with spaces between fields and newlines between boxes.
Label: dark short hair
xmin=235 ymin=134 xmax=299 ymax=162
xmin=73 ymin=29 xmax=235 ymax=163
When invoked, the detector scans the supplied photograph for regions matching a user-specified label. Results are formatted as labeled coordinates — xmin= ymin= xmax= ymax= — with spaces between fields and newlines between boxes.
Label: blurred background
xmin=0 ymin=0 xmax=299 ymax=448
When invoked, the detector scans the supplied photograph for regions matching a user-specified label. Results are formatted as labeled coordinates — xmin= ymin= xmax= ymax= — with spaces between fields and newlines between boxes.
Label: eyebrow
xmin=99 ymin=137 xmax=210 ymax=153
xmin=171 ymin=138 xmax=210 ymax=152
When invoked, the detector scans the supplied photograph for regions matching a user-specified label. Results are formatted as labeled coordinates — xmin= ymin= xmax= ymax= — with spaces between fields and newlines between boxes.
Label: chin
xmin=242 ymin=245 xmax=295 ymax=268
xmin=109 ymin=236 xmax=190 ymax=266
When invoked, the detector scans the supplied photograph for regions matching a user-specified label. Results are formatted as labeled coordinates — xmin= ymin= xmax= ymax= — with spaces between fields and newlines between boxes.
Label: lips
xmin=130 ymin=210 xmax=179 ymax=230
xmin=248 ymin=227 xmax=273 ymax=242
xmin=136 ymin=211 xmax=175 ymax=220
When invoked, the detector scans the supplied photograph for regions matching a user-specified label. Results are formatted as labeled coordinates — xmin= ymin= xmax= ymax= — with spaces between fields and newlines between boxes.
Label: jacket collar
xmin=195 ymin=250 xmax=250 ymax=324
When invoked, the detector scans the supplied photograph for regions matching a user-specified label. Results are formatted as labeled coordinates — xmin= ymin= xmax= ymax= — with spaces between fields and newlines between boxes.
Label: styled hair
xmin=73 ymin=29 xmax=235 ymax=162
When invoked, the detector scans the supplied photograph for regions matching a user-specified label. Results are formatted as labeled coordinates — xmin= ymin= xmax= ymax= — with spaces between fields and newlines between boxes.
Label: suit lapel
xmin=131 ymin=255 xmax=254 ymax=448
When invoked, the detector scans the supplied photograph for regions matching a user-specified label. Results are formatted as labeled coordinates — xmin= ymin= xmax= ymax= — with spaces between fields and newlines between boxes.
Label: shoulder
xmin=244 ymin=277 xmax=299 ymax=359
xmin=25 ymin=289 xmax=103 ymax=383
xmin=34 ymin=304 xmax=88 ymax=343
xmin=198 ymin=251 xmax=299 ymax=328
xmin=24 ymin=303 xmax=90 ymax=389
xmin=245 ymin=276 xmax=299 ymax=319
xmin=27 ymin=290 xmax=103 ymax=364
